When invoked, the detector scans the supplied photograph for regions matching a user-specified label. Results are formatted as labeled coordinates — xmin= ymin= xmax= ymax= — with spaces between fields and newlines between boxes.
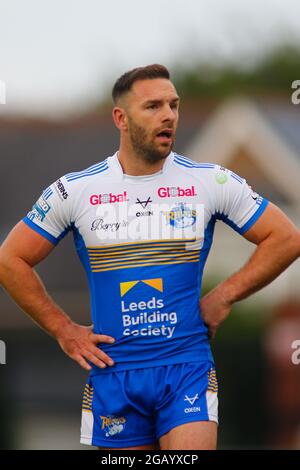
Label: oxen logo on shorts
xmin=100 ymin=415 xmax=126 ymax=437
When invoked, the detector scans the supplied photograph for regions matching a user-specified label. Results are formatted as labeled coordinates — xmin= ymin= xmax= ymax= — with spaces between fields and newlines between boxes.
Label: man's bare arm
xmin=0 ymin=221 xmax=115 ymax=370
xmin=201 ymin=203 xmax=300 ymax=337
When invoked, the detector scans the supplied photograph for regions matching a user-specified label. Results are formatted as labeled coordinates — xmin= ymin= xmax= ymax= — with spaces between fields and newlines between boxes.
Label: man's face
xmin=123 ymin=78 xmax=180 ymax=164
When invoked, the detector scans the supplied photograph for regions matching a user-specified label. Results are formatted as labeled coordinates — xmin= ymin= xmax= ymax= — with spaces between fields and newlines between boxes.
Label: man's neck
xmin=117 ymin=145 xmax=168 ymax=176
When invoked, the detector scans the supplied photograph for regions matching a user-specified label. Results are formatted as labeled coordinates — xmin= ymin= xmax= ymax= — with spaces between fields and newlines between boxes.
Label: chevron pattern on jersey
xmin=87 ymin=238 xmax=201 ymax=272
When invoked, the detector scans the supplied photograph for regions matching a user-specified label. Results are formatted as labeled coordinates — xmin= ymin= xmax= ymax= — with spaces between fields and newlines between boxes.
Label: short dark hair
xmin=112 ymin=64 xmax=170 ymax=104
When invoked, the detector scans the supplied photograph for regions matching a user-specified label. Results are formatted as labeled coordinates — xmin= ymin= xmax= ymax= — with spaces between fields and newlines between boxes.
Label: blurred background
xmin=1 ymin=0 xmax=300 ymax=450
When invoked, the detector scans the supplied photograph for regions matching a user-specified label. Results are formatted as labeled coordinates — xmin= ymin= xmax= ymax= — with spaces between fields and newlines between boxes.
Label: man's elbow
xmin=285 ymin=229 xmax=300 ymax=260
xmin=0 ymin=248 xmax=12 ymax=286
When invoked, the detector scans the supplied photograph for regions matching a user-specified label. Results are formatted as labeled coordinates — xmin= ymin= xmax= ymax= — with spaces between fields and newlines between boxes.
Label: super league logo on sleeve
xmin=28 ymin=196 xmax=51 ymax=222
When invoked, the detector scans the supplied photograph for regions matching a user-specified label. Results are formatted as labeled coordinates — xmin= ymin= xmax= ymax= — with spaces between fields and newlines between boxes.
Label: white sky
xmin=0 ymin=0 xmax=300 ymax=117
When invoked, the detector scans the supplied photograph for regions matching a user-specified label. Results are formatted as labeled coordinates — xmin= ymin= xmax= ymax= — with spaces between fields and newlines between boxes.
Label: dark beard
xmin=128 ymin=117 xmax=174 ymax=164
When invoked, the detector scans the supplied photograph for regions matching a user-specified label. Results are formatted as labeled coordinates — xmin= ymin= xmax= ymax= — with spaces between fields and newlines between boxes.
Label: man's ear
xmin=112 ymin=106 xmax=128 ymax=132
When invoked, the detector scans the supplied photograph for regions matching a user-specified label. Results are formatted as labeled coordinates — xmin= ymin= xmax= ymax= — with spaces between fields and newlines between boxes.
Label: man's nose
xmin=161 ymin=104 xmax=176 ymax=122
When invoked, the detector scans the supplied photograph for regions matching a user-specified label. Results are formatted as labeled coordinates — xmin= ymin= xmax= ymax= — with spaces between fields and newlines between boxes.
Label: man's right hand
xmin=55 ymin=322 xmax=116 ymax=371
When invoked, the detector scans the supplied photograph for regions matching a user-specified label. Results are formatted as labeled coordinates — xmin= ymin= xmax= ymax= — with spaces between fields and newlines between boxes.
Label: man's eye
xmin=147 ymin=104 xmax=158 ymax=109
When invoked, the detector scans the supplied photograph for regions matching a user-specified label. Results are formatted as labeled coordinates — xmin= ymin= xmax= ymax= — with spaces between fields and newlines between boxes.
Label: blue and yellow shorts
xmin=80 ymin=361 xmax=218 ymax=448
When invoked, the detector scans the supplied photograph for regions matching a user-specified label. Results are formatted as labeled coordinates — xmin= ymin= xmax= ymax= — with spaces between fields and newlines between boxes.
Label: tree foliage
xmin=173 ymin=45 xmax=300 ymax=99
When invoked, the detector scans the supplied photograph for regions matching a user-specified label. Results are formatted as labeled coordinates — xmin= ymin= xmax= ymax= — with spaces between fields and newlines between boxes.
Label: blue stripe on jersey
xmin=43 ymin=188 xmax=53 ymax=199
xmin=66 ymin=162 xmax=109 ymax=182
xmin=66 ymin=161 xmax=109 ymax=182
xmin=174 ymin=154 xmax=215 ymax=169
xmin=230 ymin=172 xmax=244 ymax=184
xmin=239 ymin=199 xmax=269 ymax=234
xmin=215 ymin=211 xmax=242 ymax=233
xmin=66 ymin=160 xmax=107 ymax=178
xmin=214 ymin=198 xmax=269 ymax=234
xmin=22 ymin=216 xmax=59 ymax=245
xmin=72 ymin=225 xmax=100 ymax=330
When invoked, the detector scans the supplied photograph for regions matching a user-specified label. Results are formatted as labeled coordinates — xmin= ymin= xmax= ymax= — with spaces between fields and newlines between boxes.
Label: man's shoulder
xmin=171 ymin=152 xmax=221 ymax=179
xmin=63 ymin=158 xmax=111 ymax=185
xmin=172 ymin=153 xmax=218 ymax=171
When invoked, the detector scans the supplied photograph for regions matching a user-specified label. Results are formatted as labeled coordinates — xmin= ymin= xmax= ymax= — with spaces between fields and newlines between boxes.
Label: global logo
xmin=90 ymin=191 xmax=128 ymax=205
xmin=158 ymin=185 xmax=197 ymax=198
xmin=162 ymin=203 xmax=196 ymax=229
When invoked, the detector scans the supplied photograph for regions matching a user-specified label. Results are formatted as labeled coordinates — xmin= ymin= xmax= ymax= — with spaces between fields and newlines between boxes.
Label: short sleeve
xmin=22 ymin=176 xmax=72 ymax=245
xmin=212 ymin=166 xmax=269 ymax=234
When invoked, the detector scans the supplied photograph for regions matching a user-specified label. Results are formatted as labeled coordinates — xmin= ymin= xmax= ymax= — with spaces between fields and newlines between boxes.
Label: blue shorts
xmin=80 ymin=361 xmax=218 ymax=448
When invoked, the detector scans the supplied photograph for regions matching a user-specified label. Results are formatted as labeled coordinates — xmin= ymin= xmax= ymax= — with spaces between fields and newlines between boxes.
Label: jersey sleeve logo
xmin=28 ymin=196 xmax=51 ymax=222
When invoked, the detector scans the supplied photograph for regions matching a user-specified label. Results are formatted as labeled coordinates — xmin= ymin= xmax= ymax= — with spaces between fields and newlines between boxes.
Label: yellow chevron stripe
xmin=87 ymin=238 xmax=196 ymax=249
xmin=88 ymin=248 xmax=195 ymax=259
xmin=82 ymin=400 xmax=92 ymax=405
xmin=90 ymin=255 xmax=200 ymax=270
xmin=142 ymin=278 xmax=163 ymax=292
xmin=84 ymin=385 xmax=93 ymax=390
xmin=119 ymin=281 xmax=139 ymax=297
xmin=90 ymin=252 xmax=199 ymax=266
xmin=91 ymin=258 xmax=199 ymax=272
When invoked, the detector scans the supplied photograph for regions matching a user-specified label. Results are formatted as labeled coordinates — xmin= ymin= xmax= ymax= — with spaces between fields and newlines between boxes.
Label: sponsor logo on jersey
xmin=158 ymin=185 xmax=197 ymax=198
xmin=135 ymin=196 xmax=152 ymax=208
xmin=54 ymin=179 xmax=68 ymax=200
xmin=91 ymin=217 xmax=128 ymax=232
xmin=29 ymin=196 xmax=51 ymax=222
xmin=136 ymin=210 xmax=153 ymax=217
xmin=162 ymin=203 xmax=196 ymax=229
xmin=90 ymin=191 xmax=128 ymax=205
xmin=184 ymin=406 xmax=201 ymax=414
xmin=184 ymin=393 xmax=199 ymax=405
xmin=248 ymin=185 xmax=259 ymax=200
xmin=135 ymin=196 xmax=153 ymax=217
xmin=184 ymin=394 xmax=201 ymax=413
xmin=215 ymin=172 xmax=228 ymax=184
xmin=119 ymin=278 xmax=178 ymax=340
xmin=100 ymin=416 xmax=126 ymax=437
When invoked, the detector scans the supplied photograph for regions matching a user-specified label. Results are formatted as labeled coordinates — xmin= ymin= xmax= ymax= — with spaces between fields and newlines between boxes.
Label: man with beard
xmin=1 ymin=64 xmax=300 ymax=450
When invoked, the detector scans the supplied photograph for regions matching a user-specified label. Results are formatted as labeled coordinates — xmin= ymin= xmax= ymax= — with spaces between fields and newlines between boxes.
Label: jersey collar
xmin=111 ymin=151 xmax=174 ymax=183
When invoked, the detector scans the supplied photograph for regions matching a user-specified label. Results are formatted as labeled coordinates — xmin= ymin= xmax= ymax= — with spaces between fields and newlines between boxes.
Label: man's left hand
xmin=200 ymin=288 xmax=233 ymax=339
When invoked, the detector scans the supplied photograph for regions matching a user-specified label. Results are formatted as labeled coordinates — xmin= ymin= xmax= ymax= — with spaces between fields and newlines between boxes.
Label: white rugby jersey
xmin=23 ymin=152 xmax=269 ymax=374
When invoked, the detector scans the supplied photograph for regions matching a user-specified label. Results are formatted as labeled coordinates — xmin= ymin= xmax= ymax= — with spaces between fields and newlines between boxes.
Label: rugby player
xmin=1 ymin=64 xmax=300 ymax=450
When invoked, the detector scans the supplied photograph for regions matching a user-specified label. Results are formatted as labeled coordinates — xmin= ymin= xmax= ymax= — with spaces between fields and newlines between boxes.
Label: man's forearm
xmin=216 ymin=231 xmax=300 ymax=305
xmin=0 ymin=256 xmax=73 ymax=338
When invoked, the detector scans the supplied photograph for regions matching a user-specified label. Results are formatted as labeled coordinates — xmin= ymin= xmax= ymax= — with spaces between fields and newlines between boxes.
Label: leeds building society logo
xmin=120 ymin=278 xmax=178 ymax=339
xmin=100 ymin=416 xmax=126 ymax=437
xmin=162 ymin=203 xmax=196 ymax=229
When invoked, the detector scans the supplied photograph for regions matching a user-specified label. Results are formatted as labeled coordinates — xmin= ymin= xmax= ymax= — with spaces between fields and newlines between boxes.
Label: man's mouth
xmin=156 ymin=129 xmax=173 ymax=143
